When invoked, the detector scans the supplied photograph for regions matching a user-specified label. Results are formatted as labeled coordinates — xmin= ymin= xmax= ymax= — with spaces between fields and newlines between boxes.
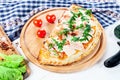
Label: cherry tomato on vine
xmin=46 ymin=14 xmax=56 ymax=23
xmin=37 ymin=29 xmax=46 ymax=38
xmin=33 ymin=19 xmax=42 ymax=27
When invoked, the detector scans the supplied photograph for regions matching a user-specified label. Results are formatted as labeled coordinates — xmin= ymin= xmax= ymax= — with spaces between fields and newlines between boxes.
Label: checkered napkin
xmin=0 ymin=0 xmax=120 ymax=41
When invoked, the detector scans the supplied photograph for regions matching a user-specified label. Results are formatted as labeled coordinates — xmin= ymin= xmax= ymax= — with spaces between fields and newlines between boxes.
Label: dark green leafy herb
xmin=83 ymin=24 xmax=91 ymax=36
xmin=77 ymin=12 xmax=83 ymax=17
xmin=68 ymin=16 xmax=76 ymax=24
xmin=71 ymin=36 xmax=80 ymax=42
xmin=69 ymin=24 xmax=75 ymax=32
xmin=71 ymin=24 xmax=92 ymax=42
xmin=85 ymin=24 xmax=91 ymax=32
xmin=59 ymin=28 xmax=69 ymax=36
xmin=81 ymin=16 xmax=88 ymax=21
xmin=82 ymin=24 xmax=92 ymax=41
xmin=76 ymin=24 xmax=84 ymax=29
xmin=63 ymin=8 xmax=92 ymax=42
xmin=52 ymin=38 xmax=66 ymax=51
xmin=48 ymin=43 xmax=54 ymax=49
xmin=68 ymin=12 xmax=77 ymax=32
xmin=79 ymin=37 xmax=88 ymax=41
xmin=71 ymin=11 xmax=78 ymax=18
xmin=85 ymin=9 xmax=92 ymax=16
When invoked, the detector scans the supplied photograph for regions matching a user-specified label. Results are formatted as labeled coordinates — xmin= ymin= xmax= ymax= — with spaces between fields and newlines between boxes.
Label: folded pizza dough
xmin=38 ymin=4 xmax=102 ymax=66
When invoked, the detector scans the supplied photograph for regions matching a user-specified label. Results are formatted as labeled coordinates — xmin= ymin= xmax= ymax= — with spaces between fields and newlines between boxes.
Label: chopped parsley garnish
xmin=59 ymin=28 xmax=69 ymax=36
xmin=85 ymin=9 xmax=92 ymax=16
xmin=52 ymin=38 xmax=66 ymax=51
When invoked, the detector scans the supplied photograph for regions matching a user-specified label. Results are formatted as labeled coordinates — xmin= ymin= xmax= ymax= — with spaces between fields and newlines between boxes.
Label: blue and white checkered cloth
xmin=0 ymin=0 xmax=120 ymax=41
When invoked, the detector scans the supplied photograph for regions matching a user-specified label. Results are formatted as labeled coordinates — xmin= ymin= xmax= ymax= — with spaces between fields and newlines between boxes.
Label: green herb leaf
xmin=81 ymin=16 xmax=88 ymax=21
xmin=71 ymin=11 xmax=78 ymax=18
xmin=52 ymin=39 xmax=66 ymax=51
xmin=59 ymin=28 xmax=69 ymax=36
xmin=77 ymin=12 xmax=83 ymax=17
xmin=80 ymin=24 xmax=92 ymax=41
xmin=68 ymin=16 xmax=76 ymax=23
xmin=48 ymin=43 xmax=54 ymax=49
xmin=79 ymin=37 xmax=87 ymax=41
xmin=76 ymin=24 xmax=84 ymax=29
xmin=71 ymin=36 xmax=80 ymax=42
xmin=85 ymin=9 xmax=92 ymax=16
xmin=52 ymin=38 xmax=59 ymax=45
xmin=85 ymin=24 xmax=91 ymax=32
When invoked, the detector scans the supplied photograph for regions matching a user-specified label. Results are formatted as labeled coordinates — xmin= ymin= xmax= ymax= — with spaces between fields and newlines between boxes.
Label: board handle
xmin=104 ymin=50 xmax=120 ymax=68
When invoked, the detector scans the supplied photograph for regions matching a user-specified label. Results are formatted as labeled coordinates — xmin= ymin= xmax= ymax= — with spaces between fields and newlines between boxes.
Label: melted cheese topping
xmin=44 ymin=8 xmax=95 ymax=57
xmin=63 ymin=42 xmax=84 ymax=56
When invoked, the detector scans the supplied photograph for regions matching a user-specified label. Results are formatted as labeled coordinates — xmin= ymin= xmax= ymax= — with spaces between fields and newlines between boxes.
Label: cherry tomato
xmin=37 ymin=29 xmax=46 ymax=38
xmin=33 ymin=19 xmax=42 ymax=27
xmin=46 ymin=14 xmax=56 ymax=23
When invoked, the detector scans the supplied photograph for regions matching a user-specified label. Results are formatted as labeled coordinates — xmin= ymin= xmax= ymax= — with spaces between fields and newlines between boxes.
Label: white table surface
xmin=12 ymin=20 xmax=120 ymax=80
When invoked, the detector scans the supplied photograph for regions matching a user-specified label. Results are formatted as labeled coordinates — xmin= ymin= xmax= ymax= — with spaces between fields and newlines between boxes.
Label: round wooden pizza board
xmin=20 ymin=8 xmax=106 ymax=73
